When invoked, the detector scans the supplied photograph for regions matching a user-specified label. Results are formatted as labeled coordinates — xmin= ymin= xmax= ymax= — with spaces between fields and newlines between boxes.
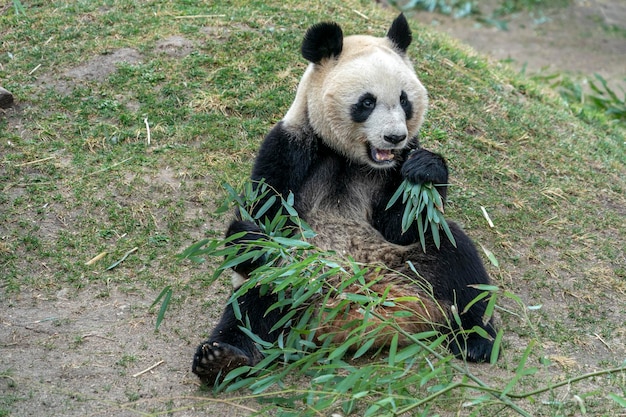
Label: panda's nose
xmin=384 ymin=134 xmax=406 ymax=144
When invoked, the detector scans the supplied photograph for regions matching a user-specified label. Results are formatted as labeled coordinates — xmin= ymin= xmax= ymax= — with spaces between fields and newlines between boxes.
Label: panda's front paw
xmin=401 ymin=148 xmax=448 ymax=185
xmin=192 ymin=341 xmax=251 ymax=384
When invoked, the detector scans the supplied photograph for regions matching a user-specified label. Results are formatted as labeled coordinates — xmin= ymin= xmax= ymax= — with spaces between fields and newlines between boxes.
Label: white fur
xmin=231 ymin=272 xmax=246 ymax=289
xmin=284 ymin=33 xmax=428 ymax=169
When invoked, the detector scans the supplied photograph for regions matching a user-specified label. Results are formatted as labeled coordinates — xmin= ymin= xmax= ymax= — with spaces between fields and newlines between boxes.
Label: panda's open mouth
xmin=368 ymin=145 xmax=396 ymax=164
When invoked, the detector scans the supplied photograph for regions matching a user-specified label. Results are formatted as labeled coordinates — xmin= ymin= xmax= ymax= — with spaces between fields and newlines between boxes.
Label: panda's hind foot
xmin=192 ymin=341 xmax=250 ymax=384
xmin=450 ymin=333 xmax=496 ymax=363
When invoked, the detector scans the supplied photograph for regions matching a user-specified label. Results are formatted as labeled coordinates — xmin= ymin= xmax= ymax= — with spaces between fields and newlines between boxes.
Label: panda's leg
xmin=338 ymin=221 xmax=497 ymax=361
xmin=407 ymin=221 xmax=497 ymax=362
xmin=192 ymin=286 xmax=283 ymax=384
xmin=319 ymin=280 xmax=447 ymax=349
xmin=225 ymin=219 xmax=268 ymax=278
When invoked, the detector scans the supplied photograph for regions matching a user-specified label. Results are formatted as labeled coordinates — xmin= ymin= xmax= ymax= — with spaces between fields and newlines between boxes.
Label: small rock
xmin=0 ymin=86 xmax=14 ymax=109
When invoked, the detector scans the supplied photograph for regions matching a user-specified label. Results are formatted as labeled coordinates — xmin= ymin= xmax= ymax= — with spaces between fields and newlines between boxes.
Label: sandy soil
xmin=410 ymin=0 xmax=626 ymax=92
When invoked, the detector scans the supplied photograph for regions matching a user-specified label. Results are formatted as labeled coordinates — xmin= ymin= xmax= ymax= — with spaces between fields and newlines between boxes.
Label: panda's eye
xmin=358 ymin=93 xmax=376 ymax=109
xmin=400 ymin=90 xmax=413 ymax=119
xmin=400 ymin=91 xmax=408 ymax=106
xmin=351 ymin=93 xmax=377 ymax=123
xmin=362 ymin=97 xmax=375 ymax=109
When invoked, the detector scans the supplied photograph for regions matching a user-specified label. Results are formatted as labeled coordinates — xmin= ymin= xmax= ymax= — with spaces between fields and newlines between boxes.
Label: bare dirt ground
xmin=1 ymin=1 xmax=625 ymax=417
xmin=410 ymin=0 xmax=626 ymax=92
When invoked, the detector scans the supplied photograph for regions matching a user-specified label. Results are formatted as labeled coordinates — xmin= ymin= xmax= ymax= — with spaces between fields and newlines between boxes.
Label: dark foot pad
xmin=450 ymin=333 xmax=495 ymax=363
xmin=192 ymin=341 xmax=250 ymax=384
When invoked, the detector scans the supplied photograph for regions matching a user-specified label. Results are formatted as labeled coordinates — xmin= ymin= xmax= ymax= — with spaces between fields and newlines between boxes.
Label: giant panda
xmin=192 ymin=14 xmax=497 ymax=384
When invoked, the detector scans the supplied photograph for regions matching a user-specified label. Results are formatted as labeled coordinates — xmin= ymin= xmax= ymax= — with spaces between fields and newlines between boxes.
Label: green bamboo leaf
xmin=364 ymin=404 xmax=383 ymax=417
xmin=386 ymin=180 xmax=406 ymax=209
xmin=152 ymin=285 xmax=172 ymax=332
xmin=461 ymin=290 xmax=491 ymax=315
xmin=502 ymin=340 xmax=536 ymax=396
xmin=249 ymin=374 xmax=279 ymax=394
xmin=470 ymin=325 xmax=492 ymax=339
xmin=352 ymin=337 xmax=377 ymax=359
xmin=253 ymin=195 xmax=277 ymax=219
xmin=502 ymin=289 xmax=524 ymax=305
xmin=394 ymin=342 xmax=424 ymax=362
xmin=439 ymin=217 xmax=457 ymax=247
xmin=105 ymin=246 xmax=138 ymax=271
xmin=388 ymin=333 xmax=399 ymax=366
xmin=272 ymin=236 xmax=313 ymax=248
xmin=222 ymin=365 xmax=252 ymax=383
xmin=224 ymin=375 xmax=257 ymax=393
xmin=420 ymin=362 xmax=445 ymax=387
xmin=480 ymin=243 xmax=499 ymax=267
xmin=231 ymin=296 xmax=242 ymax=320
xmin=431 ymin=218 xmax=441 ymax=249
xmin=432 ymin=186 xmax=444 ymax=212
xmin=451 ymin=305 xmax=462 ymax=327
xmin=312 ymin=374 xmax=336 ymax=384
xmin=352 ymin=391 xmax=370 ymax=399
xmin=178 ymin=238 xmax=211 ymax=259
xmin=608 ymin=393 xmax=626 ymax=408
xmin=401 ymin=198 xmax=414 ymax=232
xmin=490 ymin=328 xmax=504 ymax=364
xmin=426 ymin=198 xmax=435 ymax=222
xmin=402 ymin=180 xmax=412 ymax=203
xmin=483 ymin=291 xmax=498 ymax=323
xmin=281 ymin=197 xmax=299 ymax=217
xmin=417 ymin=212 xmax=426 ymax=252
xmin=335 ymin=368 xmax=366 ymax=394
xmin=421 ymin=187 xmax=430 ymax=205
xmin=328 ymin=336 xmax=359 ymax=361
xmin=220 ymin=250 xmax=263 ymax=271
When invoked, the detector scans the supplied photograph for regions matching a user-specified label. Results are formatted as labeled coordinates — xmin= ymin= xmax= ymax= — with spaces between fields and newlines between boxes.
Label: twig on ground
xmin=133 ymin=360 xmax=164 ymax=378
xmin=15 ymin=156 xmax=56 ymax=167
xmin=85 ymin=251 xmax=108 ymax=266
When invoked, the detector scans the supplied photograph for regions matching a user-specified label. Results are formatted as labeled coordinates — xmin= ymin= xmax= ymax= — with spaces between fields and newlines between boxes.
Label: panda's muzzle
xmin=369 ymin=144 xmax=397 ymax=163
xmin=384 ymin=134 xmax=406 ymax=145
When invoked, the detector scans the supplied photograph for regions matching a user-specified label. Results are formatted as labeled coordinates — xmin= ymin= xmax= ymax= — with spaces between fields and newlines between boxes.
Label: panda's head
xmin=284 ymin=14 xmax=428 ymax=169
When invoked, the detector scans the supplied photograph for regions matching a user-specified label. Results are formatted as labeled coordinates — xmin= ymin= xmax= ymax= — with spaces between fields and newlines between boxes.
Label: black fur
xmin=401 ymin=148 xmax=449 ymax=202
xmin=192 ymin=286 xmax=282 ymax=384
xmin=301 ymin=22 xmax=343 ymax=64
xmin=386 ymin=14 xmax=412 ymax=53
xmin=400 ymin=90 xmax=413 ymax=119
xmin=350 ymin=93 xmax=377 ymax=123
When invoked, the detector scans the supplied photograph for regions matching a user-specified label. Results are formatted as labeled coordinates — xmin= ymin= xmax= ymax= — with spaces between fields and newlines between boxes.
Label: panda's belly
xmin=296 ymin=163 xmax=389 ymax=257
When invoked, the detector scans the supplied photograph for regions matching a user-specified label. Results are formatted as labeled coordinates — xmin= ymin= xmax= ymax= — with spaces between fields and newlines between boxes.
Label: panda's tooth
xmin=376 ymin=149 xmax=393 ymax=161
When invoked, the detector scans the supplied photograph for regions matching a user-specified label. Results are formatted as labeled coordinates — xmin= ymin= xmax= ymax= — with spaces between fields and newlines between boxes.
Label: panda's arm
xmin=229 ymin=121 xmax=316 ymax=236
xmin=372 ymin=148 xmax=449 ymax=245
xmin=250 ymin=122 xmax=317 ymax=203
xmin=224 ymin=122 xmax=317 ymax=275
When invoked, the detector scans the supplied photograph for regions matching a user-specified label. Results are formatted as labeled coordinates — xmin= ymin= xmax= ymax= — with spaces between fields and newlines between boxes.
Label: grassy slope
xmin=1 ymin=0 xmax=624 ymax=415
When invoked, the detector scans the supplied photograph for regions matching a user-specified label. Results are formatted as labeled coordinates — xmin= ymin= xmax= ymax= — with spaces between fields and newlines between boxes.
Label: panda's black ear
xmin=301 ymin=22 xmax=343 ymax=64
xmin=387 ymin=13 xmax=412 ymax=54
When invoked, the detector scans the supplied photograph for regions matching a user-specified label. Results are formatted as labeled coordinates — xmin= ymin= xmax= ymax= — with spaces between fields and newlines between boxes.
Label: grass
xmin=1 ymin=0 xmax=625 ymax=416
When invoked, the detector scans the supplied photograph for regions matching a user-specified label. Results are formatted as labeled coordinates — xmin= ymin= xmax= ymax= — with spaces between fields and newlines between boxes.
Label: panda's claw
xmin=192 ymin=341 xmax=250 ymax=384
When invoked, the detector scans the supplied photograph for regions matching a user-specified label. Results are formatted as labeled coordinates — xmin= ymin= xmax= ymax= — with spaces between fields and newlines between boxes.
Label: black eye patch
xmin=400 ymin=90 xmax=413 ymax=119
xmin=350 ymin=93 xmax=377 ymax=123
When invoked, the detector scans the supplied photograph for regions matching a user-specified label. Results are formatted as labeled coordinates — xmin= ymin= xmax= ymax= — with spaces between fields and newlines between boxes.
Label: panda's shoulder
xmin=260 ymin=121 xmax=317 ymax=153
